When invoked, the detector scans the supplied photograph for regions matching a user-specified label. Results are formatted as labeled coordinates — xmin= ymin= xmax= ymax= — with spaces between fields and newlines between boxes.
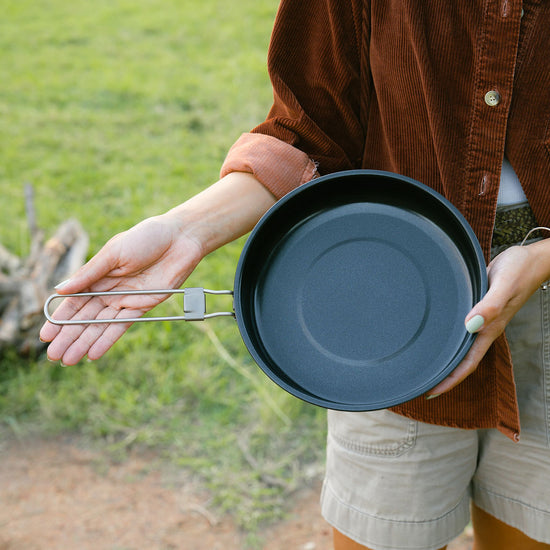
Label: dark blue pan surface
xmin=233 ymin=170 xmax=487 ymax=410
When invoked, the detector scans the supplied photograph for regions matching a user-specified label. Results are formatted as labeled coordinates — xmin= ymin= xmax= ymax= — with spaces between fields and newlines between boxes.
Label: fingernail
xmin=54 ymin=279 xmax=71 ymax=290
xmin=466 ymin=314 xmax=485 ymax=334
xmin=426 ymin=394 xmax=441 ymax=400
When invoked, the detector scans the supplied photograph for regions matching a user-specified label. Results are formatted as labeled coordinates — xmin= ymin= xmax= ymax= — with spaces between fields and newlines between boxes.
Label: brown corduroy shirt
xmin=221 ymin=0 xmax=550 ymax=441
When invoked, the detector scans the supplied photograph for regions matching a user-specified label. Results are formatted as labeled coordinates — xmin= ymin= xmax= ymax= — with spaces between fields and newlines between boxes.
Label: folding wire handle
xmin=43 ymin=288 xmax=235 ymax=325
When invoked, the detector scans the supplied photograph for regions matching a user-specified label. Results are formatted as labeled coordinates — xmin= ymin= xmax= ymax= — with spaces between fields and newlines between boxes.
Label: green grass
xmin=0 ymin=0 xmax=327 ymax=540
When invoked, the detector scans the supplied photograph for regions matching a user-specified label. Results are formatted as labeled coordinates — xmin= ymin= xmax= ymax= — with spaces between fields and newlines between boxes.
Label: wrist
xmin=164 ymin=172 xmax=277 ymax=257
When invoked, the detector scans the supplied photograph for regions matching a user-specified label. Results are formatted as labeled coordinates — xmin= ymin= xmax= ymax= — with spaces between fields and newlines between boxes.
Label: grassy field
xmin=0 ymin=0 xmax=327 ymax=539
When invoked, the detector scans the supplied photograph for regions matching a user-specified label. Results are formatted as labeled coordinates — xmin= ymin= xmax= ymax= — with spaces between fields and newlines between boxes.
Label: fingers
xmin=86 ymin=313 xmax=135 ymax=361
xmin=427 ymin=330 xmax=496 ymax=396
xmin=43 ymin=297 xmax=108 ymax=363
xmin=40 ymin=291 xmax=93 ymax=339
xmin=42 ymin=296 xmax=138 ymax=365
xmin=39 ymin=240 xmax=122 ymax=357
xmin=427 ymin=274 xmax=514 ymax=397
xmin=58 ymin=312 xmax=135 ymax=366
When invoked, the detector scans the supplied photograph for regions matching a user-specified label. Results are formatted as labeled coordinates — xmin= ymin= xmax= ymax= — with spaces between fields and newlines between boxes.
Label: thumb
xmin=463 ymin=268 xmax=515 ymax=335
xmin=425 ymin=288 xmax=508 ymax=397
xmin=465 ymin=311 xmax=486 ymax=334
xmin=53 ymin=246 xmax=117 ymax=295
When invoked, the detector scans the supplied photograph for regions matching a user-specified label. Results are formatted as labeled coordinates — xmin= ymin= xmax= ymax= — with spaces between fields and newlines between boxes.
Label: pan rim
xmin=233 ymin=169 xmax=487 ymax=410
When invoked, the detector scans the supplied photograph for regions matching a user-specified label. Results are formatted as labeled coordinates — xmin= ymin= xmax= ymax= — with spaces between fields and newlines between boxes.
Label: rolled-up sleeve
xmin=220 ymin=133 xmax=319 ymax=199
xmin=221 ymin=0 xmax=365 ymax=198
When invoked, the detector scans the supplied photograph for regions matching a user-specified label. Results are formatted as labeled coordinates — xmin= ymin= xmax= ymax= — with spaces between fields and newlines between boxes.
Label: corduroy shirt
xmin=221 ymin=0 xmax=550 ymax=441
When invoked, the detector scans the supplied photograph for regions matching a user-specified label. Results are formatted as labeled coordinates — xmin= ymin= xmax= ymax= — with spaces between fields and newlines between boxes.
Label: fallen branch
xmin=0 ymin=185 xmax=89 ymax=356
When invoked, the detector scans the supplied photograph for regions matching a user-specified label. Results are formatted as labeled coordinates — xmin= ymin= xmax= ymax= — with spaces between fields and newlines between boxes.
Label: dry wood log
xmin=0 ymin=243 xmax=21 ymax=274
xmin=0 ymin=185 xmax=89 ymax=357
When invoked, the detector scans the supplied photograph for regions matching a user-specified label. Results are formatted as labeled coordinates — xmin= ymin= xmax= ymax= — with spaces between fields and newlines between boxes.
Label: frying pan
xmin=45 ymin=170 xmax=487 ymax=410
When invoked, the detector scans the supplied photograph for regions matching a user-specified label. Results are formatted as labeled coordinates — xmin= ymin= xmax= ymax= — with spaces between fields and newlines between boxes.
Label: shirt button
xmin=484 ymin=90 xmax=501 ymax=106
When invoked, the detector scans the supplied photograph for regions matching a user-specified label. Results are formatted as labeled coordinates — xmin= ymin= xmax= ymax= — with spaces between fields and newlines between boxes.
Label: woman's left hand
xmin=427 ymin=239 xmax=550 ymax=397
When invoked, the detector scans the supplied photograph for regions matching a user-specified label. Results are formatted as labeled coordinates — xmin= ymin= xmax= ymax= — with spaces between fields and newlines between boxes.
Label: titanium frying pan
xmin=45 ymin=170 xmax=487 ymax=410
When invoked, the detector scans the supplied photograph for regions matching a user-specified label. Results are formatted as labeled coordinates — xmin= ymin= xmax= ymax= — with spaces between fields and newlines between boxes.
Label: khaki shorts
xmin=321 ymin=283 xmax=550 ymax=550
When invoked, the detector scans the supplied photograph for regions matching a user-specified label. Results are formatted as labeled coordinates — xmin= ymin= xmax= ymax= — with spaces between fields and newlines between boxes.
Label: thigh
xmin=321 ymin=409 xmax=476 ymax=550
xmin=332 ymin=528 xmax=448 ymax=550
xmin=472 ymin=503 xmax=550 ymax=550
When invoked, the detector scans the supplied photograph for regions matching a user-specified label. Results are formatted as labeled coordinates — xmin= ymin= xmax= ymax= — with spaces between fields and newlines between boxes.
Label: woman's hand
xmin=39 ymin=214 xmax=204 ymax=365
xmin=39 ymin=172 xmax=276 ymax=366
xmin=427 ymin=239 xmax=550 ymax=397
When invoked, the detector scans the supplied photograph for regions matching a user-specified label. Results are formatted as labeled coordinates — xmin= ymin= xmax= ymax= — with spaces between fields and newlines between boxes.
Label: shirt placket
xmin=462 ymin=0 xmax=523 ymax=257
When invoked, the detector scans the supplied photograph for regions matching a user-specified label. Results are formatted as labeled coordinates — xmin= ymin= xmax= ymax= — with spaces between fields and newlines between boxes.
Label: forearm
xmin=164 ymin=171 xmax=277 ymax=258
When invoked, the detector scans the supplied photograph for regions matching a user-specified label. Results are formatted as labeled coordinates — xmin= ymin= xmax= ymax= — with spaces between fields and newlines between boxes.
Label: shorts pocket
xmin=328 ymin=409 xmax=417 ymax=457
xmin=507 ymin=285 xmax=550 ymax=448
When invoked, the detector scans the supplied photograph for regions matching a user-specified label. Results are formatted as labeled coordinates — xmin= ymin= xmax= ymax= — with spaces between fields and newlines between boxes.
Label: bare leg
xmin=472 ymin=503 xmax=550 ymax=550
xmin=333 ymin=528 xmax=447 ymax=550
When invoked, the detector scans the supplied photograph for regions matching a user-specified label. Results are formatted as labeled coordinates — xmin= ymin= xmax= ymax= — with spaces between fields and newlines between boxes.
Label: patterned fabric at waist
xmin=491 ymin=203 xmax=540 ymax=248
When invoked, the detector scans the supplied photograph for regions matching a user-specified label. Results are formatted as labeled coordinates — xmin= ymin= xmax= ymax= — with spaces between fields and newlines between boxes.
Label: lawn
xmin=0 ymin=0 xmax=327 ymax=538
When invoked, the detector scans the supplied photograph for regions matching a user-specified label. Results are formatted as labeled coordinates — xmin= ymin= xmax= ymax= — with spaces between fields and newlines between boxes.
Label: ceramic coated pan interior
xmin=232 ymin=170 xmax=487 ymax=410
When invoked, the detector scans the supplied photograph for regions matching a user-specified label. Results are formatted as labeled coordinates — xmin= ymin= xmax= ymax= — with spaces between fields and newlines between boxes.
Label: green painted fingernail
xmin=466 ymin=314 xmax=485 ymax=333
xmin=426 ymin=394 xmax=441 ymax=400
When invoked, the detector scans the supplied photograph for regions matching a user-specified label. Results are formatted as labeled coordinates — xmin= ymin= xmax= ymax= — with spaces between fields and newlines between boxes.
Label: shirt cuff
xmin=220 ymin=133 xmax=319 ymax=199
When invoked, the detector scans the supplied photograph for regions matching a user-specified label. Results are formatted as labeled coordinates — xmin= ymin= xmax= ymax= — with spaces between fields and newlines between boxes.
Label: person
xmin=40 ymin=1 xmax=550 ymax=549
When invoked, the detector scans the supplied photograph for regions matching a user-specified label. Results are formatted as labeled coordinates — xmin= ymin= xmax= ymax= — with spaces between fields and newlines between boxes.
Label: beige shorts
xmin=321 ymin=283 xmax=550 ymax=550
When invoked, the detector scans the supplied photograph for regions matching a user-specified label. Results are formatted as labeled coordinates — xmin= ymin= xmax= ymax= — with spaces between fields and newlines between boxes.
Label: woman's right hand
xmin=39 ymin=213 xmax=204 ymax=365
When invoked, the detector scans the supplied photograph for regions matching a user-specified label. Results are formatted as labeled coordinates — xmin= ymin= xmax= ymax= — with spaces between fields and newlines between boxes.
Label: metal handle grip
xmin=43 ymin=288 xmax=234 ymax=325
